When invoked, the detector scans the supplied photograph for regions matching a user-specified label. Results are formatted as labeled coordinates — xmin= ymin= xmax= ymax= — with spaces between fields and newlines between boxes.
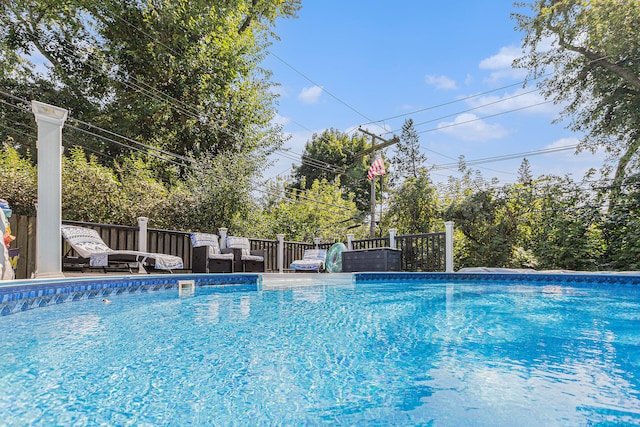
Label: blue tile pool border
xmin=354 ymin=271 xmax=640 ymax=287
xmin=3 ymin=271 xmax=640 ymax=316
xmin=0 ymin=274 xmax=262 ymax=316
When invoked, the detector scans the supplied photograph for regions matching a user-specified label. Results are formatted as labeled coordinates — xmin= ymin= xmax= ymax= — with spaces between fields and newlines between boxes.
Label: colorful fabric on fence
xmin=0 ymin=206 xmax=13 ymax=280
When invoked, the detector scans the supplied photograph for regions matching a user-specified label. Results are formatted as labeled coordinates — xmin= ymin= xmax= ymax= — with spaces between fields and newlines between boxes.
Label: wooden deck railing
xmin=7 ymin=214 xmax=448 ymax=279
xmin=350 ymin=232 xmax=446 ymax=272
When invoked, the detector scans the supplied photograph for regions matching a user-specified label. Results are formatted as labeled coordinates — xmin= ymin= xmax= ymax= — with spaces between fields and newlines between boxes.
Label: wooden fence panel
xmin=396 ymin=232 xmax=446 ymax=272
xmin=6 ymin=215 xmax=448 ymax=276
xmin=147 ymin=228 xmax=192 ymax=271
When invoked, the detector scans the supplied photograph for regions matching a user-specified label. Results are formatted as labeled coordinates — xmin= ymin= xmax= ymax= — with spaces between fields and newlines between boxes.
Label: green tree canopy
xmin=264 ymin=177 xmax=359 ymax=242
xmin=514 ymin=0 xmax=640 ymax=196
xmin=521 ymin=176 xmax=604 ymax=271
xmin=0 ymin=0 xmax=300 ymax=165
xmin=290 ymin=128 xmax=372 ymax=213
xmin=383 ymin=170 xmax=440 ymax=235
xmin=0 ymin=142 xmax=36 ymax=216
xmin=445 ymin=187 xmax=519 ymax=268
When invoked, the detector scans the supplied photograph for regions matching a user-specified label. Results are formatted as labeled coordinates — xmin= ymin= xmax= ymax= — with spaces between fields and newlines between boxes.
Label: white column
xmin=389 ymin=228 xmax=397 ymax=249
xmin=219 ymin=227 xmax=228 ymax=249
xmin=445 ymin=221 xmax=454 ymax=273
xmin=137 ymin=217 xmax=148 ymax=252
xmin=32 ymin=101 xmax=68 ymax=278
xmin=276 ymin=234 xmax=285 ymax=273
xmin=313 ymin=237 xmax=320 ymax=249
xmin=346 ymin=234 xmax=354 ymax=250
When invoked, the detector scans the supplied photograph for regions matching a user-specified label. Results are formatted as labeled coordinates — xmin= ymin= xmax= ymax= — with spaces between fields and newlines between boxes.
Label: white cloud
xmin=479 ymin=46 xmax=521 ymax=70
xmin=479 ymin=46 xmax=527 ymax=82
xmin=298 ymin=85 xmax=323 ymax=104
xmin=437 ymin=113 xmax=509 ymax=142
xmin=425 ymin=75 xmax=458 ymax=90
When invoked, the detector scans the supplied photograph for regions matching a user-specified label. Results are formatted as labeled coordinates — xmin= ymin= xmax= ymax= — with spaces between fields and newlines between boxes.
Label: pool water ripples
xmin=0 ymin=279 xmax=639 ymax=425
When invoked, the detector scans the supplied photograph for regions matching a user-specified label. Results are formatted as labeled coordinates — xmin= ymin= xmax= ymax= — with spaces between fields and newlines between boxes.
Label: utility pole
xmin=359 ymin=128 xmax=393 ymax=238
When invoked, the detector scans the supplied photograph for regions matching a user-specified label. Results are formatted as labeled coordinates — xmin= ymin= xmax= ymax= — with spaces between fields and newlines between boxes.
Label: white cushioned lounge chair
xmin=290 ymin=249 xmax=327 ymax=272
xmin=226 ymin=236 xmax=265 ymax=272
xmin=62 ymin=225 xmax=184 ymax=273
xmin=190 ymin=232 xmax=234 ymax=273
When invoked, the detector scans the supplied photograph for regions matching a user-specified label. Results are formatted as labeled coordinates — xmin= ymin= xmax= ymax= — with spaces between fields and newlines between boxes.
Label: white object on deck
xmin=346 ymin=234 xmax=354 ymax=250
xmin=277 ymin=234 xmax=285 ymax=273
xmin=219 ymin=228 xmax=228 ymax=249
xmin=32 ymin=100 xmax=68 ymax=279
xmin=138 ymin=217 xmax=148 ymax=253
xmin=389 ymin=228 xmax=397 ymax=249
xmin=445 ymin=221 xmax=454 ymax=272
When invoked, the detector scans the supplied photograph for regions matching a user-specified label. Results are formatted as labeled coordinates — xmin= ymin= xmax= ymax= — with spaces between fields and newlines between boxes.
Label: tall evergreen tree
xmin=388 ymin=118 xmax=428 ymax=187
xmin=517 ymin=158 xmax=533 ymax=185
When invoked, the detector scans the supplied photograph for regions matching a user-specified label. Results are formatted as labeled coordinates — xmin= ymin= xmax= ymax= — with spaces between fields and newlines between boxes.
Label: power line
xmin=431 ymin=144 xmax=580 ymax=171
xmin=56 ymin=15 xmax=610 ymax=187
xmin=0 ymin=95 xmax=31 ymax=112
xmin=417 ymin=100 xmax=554 ymax=138
xmin=65 ymin=124 xmax=188 ymax=167
xmin=281 ymin=148 xmax=348 ymax=173
xmin=365 ymin=75 xmax=551 ymax=126
xmin=19 ymin=18 xmax=526 ymax=181
xmin=0 ymin=122 xmax=34 ymax=140
xmin=17 ymin=27 xmax=351 ymax=180
xmin=406 ymin=88 xmax=541 ymax=133
xmin=70 ymin=118 xmax=194 ymax=164
xmin=275 ymin=150 xmax=346 ymax=174
xmin=269 ymin=51 xmax=386 ymax=134
xmin=0 ymin=89 xmax=557 ymax=181
xmin=0 ymin=92 xmax=356 ymax=213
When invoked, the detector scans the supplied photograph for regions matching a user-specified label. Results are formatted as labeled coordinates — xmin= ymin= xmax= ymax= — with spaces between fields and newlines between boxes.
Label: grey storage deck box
xmin=342 ymin=248 xmax=402 ymax=272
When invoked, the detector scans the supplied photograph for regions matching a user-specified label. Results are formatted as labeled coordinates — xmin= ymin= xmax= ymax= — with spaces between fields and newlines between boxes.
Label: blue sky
xmin=262 ymin=1 xmax=606 ymax=185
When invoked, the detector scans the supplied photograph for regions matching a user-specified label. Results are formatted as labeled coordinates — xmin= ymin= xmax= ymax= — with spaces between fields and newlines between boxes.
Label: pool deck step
xmin=260 ymin=273 xmax=353 ymax=289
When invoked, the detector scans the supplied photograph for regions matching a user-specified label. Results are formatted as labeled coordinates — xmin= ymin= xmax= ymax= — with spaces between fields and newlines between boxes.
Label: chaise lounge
xmin=290 ymin=249 xmax=327 ymax=272
xmin=62 ymin=224 xmax=184 ymax=273
xmin=190 ymin=232 xmax=234 ymax=273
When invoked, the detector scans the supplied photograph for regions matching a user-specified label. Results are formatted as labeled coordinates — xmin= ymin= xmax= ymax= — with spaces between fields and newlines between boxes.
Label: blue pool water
xmin=1 ymin=277 xmax=639 ymax=426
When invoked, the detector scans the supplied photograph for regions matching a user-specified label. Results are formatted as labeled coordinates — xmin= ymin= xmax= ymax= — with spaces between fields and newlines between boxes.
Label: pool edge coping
xmin=2 ymin=270 xmax=640 ymax=316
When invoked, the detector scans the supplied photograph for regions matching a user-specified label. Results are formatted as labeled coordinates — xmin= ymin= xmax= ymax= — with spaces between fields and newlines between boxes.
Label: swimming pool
xmin=1 ymin=272 xmax=639 ymax=426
